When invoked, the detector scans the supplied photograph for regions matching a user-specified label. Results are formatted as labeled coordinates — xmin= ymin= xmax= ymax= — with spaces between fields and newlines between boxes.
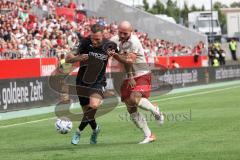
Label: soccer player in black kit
xmin=66 ymin=24 xmax=115 ymax=145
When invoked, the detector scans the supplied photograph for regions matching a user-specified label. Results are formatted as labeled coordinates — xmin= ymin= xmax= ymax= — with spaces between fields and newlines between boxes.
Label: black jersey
xmin=76 ymin=37 xmax=110 ymax=87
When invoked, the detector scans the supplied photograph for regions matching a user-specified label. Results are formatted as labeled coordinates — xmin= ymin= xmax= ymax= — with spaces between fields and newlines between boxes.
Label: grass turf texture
xmin=0 ymin=84 xmax=240 ymax=160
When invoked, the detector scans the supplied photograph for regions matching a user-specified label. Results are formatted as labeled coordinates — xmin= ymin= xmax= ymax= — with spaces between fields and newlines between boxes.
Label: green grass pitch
xmin=0 ymin=83 xmax=240 ymax=160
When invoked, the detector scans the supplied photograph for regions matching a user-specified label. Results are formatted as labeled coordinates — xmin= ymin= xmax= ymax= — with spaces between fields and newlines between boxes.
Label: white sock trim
xmin=93 ymin=125 xmax=99 ymax=133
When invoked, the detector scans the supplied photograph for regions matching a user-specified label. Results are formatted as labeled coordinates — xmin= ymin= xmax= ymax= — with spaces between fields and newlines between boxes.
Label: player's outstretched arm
xmin=65 ymin=53 xmax=89 ymax=63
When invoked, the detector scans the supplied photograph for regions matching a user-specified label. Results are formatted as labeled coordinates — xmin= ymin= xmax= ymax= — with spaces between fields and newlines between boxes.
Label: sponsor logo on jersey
xmin=89 ymin=51 xmax=108 ymax=60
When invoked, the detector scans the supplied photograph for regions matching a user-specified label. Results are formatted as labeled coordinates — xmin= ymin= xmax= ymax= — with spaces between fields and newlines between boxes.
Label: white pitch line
xmin=151 ymin=85 xmax=240 ymax=102
xmin=0 ymin=85 xmax=239 ymax=129
xmin=0 ymin=117 xmax=55 ymax=129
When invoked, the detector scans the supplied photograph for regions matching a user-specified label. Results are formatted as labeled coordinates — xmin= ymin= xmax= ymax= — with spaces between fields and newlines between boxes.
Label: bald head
xmin=118 ymin=21 xmax=133 ymax=42
xmin=118 ymin=21 xmax=133 ymax=31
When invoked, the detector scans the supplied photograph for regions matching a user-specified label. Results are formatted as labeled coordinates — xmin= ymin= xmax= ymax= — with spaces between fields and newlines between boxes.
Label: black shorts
xmin=76 ymin=83 xmax=104 ymax=106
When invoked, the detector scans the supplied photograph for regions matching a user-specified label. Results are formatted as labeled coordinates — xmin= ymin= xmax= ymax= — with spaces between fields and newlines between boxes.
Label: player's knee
xmin=129 ymin=92 xmax=142 ymax=106
xmin=89 ymin=102 xmax=100 ymax=109
xmin=89 ymin=100 xmax=101 ymax=109
xmin=89 ymin=93 xmax=102 ymax=109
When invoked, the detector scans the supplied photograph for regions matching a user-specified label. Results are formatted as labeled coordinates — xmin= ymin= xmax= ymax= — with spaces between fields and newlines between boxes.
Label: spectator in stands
xmin=68 ymin=0 xmax=76 ymax=9
xmin=229 ymin=38 xmax=238 ymax=61
xmin=67 ymin=34 xmax=78 ymax=49
xmin=77 ymin=3 xmax=85 ymax=11
xmin=19 ymin=5 xmax=29 ymax=22
xmin=109 ymin=22 xmax=118 ymax=35
xmin=172 ymin=46 xmax=180 ymax=56
xmin=42 ymin=0 xmax=49 ymax=12
xmin=172 ymin=60 xmax=180 ymax=69
xmin=2 ymin=28 xmax=11 ymax=41
xmin=4 ymin=52 xmax=11 ymax=60
xmin=75 ymin=10 xmax=86 ymax=23
xmin=97 ymin=17 xmax=107 ymax=27
xmin=0 ymin=43 xmax=5 ymax=56
xmin=5 ymin=42 xmax=17 ymax=59
xmin=56 ymin=0 xmax=64 ymax=7
xmin=18 ymin=38 xmax=28 ymax=57
xmin=34 ymin=33 xmax=42 ymax=48
xmin=31 ymin=43 xmax=41 ymax=58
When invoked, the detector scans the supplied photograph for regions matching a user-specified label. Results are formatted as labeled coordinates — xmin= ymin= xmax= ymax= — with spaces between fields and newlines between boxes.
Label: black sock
xmin=78 ymin=115 xmax=89 ymax=132
xmin=88 ymin=119 xmax=97 ymax=130
xmin=85 ymin=108 xmax=97 ymax=130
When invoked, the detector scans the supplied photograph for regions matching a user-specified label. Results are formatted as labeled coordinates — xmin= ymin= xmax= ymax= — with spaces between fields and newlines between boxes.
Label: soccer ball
xmin=55 ymin=118 xmax=73 ymax=134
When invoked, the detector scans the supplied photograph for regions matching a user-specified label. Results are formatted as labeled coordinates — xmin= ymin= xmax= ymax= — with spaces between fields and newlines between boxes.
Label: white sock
xmin=130 ymin=112 xmax=151 ymax=137
xmin=138 ymin=98 xmax=158 ymax=115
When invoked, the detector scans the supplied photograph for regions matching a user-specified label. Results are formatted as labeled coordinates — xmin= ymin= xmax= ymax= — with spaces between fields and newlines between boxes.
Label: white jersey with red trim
xmin=111 ymin=34 xmax=150 ymax=77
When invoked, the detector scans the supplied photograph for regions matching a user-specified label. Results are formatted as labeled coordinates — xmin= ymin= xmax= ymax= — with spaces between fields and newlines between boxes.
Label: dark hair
xmin=90 ymin=24 xmax=104 ymax=33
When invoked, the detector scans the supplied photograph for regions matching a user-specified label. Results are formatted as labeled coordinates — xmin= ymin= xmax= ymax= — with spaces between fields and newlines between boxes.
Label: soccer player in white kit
xmin=110 ymin=21 xmax=164 ymax=144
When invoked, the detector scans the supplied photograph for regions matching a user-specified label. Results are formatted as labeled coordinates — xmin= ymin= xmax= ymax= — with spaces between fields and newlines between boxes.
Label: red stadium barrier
xmin=0 ymin=59 xmax=41 ymax=79
xmin=0 ymin=58 xmax=58 ymax=79
xmin=0 ymin=56 xmax=208 ymax=79
xmin=155 ymin=55 xmax=208 ymax=69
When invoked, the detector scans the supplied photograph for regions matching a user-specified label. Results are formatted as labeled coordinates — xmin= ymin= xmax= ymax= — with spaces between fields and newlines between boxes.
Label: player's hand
xmin=107 ymin=49 xmax=116 ymax=57
xmin=65 ymin=53 xmax=75 ymax=63
xmin=128 ymin=78 xmax=136 ymax=88
xmin=80 ymin=54 xmax=89 ymax=61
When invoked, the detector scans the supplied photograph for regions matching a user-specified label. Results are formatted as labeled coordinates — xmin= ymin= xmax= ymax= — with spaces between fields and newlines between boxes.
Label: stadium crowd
xmin=0 ymin=0 xmax=205 ymax=60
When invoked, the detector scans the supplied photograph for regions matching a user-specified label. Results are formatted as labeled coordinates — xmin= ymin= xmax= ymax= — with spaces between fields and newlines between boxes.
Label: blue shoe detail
xmin=71 ymin=131 xmax=81 ymax=145
xmin=90 ymin=126 xmax=100 ymax=144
